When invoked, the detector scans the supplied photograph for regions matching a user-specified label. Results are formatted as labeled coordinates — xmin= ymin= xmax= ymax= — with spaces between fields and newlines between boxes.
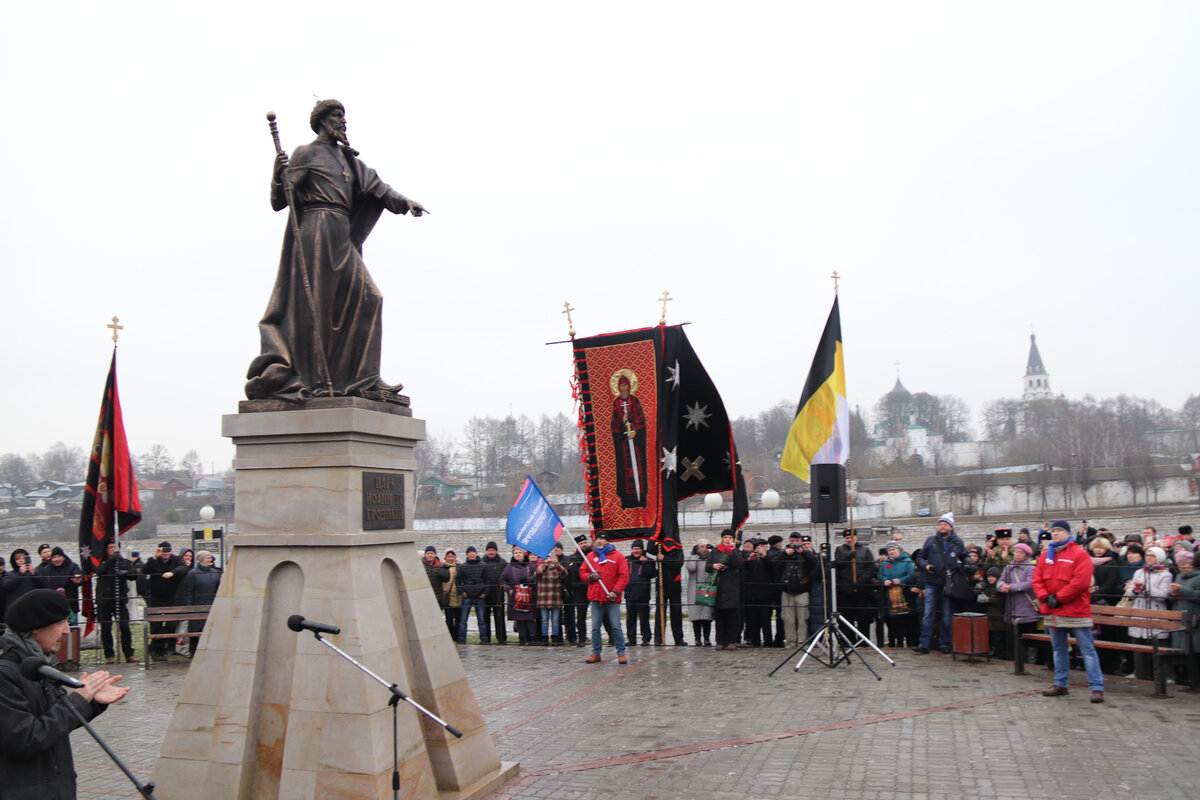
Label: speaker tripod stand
xmin=769 ymin=521 xmax=895 ymax=678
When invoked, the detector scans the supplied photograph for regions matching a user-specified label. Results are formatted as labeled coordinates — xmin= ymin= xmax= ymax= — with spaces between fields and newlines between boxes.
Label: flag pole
xmin=656 ymin=553 xmax=665 ymax=644
xmin=570 ymin=535 xmax=611 ymax=596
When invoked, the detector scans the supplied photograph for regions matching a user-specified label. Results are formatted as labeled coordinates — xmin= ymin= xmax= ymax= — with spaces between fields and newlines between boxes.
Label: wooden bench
xmin=1013 ymin=605 xmax=1197 ymax=698
xmin=143 ymin=604 xmax=211 ymax=669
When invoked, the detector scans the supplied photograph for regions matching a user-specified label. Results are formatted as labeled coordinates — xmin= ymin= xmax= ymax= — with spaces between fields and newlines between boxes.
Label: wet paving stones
xmin=74 ymin=643 xmax=1198 ymax=799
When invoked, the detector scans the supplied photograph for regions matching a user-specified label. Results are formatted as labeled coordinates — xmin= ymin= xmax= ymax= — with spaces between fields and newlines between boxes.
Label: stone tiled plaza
xmin=73 ymin=635 xmax=1199 ymax=799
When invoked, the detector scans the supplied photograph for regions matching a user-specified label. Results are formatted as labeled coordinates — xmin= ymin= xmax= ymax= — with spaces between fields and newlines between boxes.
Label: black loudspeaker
xmin=810 ymin=463 xmax=846 ymax=523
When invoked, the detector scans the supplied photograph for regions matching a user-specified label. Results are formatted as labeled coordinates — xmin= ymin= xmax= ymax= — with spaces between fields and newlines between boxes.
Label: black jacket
xmin=833 ymin=543 xmax=878 ymax=595
xmin=141 ymin=554 xmax=189 ymax=605
xmin=38 ymin=560 xmax=83 ymax=614
xmin=456 ymin=558 xmax=489 ymax=600
xmin=422 ymin=557 xmax=445 ymax=608
xmin=480 ymin=554 xmax=508 ymax=604
xmin=741 ymin=553 xmax=776 ymax=604
xmin=0 ymin=631 xmax=105 ymax=800
xmin=565 ymin=549 xmax=591 ymax=595
xmin=914 ymin=531 xmax=967 ymax=586
xmin=780 ymin=548 xmax=819 ymax=595
xmin=183 ymin=564 xmax=223 ymax=606
xmin=94 ymin=552 xmax=136 ymax=608
xmin=625 ymin=554 xmax=657 ymax=604
xmin=705 ymin=547 xmax=744 ymax=609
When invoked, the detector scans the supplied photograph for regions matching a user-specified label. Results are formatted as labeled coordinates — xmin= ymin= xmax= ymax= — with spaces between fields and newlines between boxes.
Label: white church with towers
xmin=868 ymin=334 xmax=1056 ymax=471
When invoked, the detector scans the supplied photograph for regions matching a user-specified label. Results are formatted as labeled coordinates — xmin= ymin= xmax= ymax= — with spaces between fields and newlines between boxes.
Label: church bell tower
xmin=1022 ymin=333 xmax=1052 ymax=400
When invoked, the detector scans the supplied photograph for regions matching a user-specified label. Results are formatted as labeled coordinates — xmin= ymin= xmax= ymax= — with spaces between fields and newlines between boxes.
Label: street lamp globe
xmin=199 ymin=505 xmax=215 ymax=522
xmin=703 ymin=493 xmax=723 ymax=511
xmin=761 ymin=489 xmax=780 ymax=509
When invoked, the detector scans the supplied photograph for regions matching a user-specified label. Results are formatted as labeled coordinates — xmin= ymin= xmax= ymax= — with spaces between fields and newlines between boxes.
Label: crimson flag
xmin=78 ymin=351 xmax=142 ymax=634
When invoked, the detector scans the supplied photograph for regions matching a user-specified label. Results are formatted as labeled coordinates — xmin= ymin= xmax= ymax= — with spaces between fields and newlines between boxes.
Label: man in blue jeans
xmin=912 ymin=513 xmax=966 ymax=654
xmin=581 ymin=531 xmax=630 ymax=665
xmin=1033 ymin=520 xmax=1105 ymax=703
xmin=456 ymin=546 xmax=490 ymax=644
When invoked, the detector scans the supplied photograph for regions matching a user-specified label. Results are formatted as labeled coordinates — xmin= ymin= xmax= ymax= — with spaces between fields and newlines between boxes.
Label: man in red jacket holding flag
xmin=1032 ymin=520 xmax=1105 ymax=703
xmin=581 ymin=531 xmax=630 ymax=665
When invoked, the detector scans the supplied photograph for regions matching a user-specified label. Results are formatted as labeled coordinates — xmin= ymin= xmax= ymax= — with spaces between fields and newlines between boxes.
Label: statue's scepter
xmin=266 ymin=111 xmax=334 ymax=396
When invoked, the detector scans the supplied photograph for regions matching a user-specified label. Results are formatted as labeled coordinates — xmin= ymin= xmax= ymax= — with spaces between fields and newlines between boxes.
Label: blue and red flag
xmin=505 ymin=476 xmax=566 ymax=559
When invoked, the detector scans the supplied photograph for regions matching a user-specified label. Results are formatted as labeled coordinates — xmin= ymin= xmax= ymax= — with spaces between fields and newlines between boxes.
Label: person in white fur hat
xmin=912 ymin=512 xmax=967 ymax=654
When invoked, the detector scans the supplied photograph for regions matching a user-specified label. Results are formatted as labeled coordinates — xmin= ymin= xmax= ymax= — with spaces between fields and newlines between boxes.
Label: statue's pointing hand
xmin=407 ymin=198 xmax=428 ymax=217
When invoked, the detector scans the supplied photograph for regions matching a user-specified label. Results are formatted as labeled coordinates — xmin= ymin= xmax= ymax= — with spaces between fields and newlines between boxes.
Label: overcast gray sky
xmin=2 ymin=2 xmax=1196 ymax=475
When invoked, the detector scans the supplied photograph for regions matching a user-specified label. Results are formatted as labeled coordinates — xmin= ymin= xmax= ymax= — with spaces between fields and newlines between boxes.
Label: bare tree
xmin=138 ymin=444 xmax=174 ymax=479
xmin=36 ymin=442 xmax=87 ymax=484
xmin=0 ymin=453 xmax=36 ymax=493
xmin=179 ymin=450 xmax=202 ymax=480
xmin=980 ymin=398 xmax=1022 ymax=444
xmin=1178 ymin=394 xmax=1200 ymax=452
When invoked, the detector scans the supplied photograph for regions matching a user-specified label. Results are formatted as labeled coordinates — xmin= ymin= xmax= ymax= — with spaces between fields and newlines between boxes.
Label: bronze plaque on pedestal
xmin=363 ymin=471 xmax=406 ymax=530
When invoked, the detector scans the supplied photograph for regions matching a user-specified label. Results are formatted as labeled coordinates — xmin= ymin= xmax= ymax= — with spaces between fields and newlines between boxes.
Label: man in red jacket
xmin=581 ymin=531 xmax=630 ymax=665
xmin=1032 ymin=520 xmax=1105 ymax=703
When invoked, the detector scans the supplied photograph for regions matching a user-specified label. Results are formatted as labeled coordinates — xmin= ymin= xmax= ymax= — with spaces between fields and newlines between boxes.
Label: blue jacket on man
xmin=914 ymin=530 xmax=967 ymax=585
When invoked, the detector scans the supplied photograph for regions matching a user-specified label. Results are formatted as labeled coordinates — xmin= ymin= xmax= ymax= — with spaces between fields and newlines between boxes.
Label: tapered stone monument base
xmin=152 ymin=403 xmax=516 ymax=799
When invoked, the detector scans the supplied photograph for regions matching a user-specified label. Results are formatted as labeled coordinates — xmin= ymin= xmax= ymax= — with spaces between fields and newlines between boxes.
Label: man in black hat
xmin=834 ymin=528 xmax=878 ymax=641
xmin=778 ymin=534 xmax=819 ymax=648
xmin=764 ymin=534 xmax=787 ymax=646
xmin=742 ymin=538 xmax=776 ymax=647
xmin=624 ymin=540 xmax=656 ymax=646
xmin=141 ymin=542 xmax=190 ymax=661
xmin=95 ymin=540 xmax=137 ymax=664
xmin=457 ymin=546 xmax=489 ymax=644
xmin=0 ymin=589 xmax=131 ymax=797
xmin=647 ymin=536 xmax=687 ymax=646
xmin=480 ymin=541 xmax=508 ymax=644
xmin=984 ymin=526 xmax=1015 ymax=570
xmin=37 ymin=547 xmax=83 ymax=617
xmin=564 ymin=534 xmax=594 ymax=647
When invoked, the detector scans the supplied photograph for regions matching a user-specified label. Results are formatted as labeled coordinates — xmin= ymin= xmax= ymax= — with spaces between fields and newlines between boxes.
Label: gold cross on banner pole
xmin=108 ymin=316 xmax=124 ymax=344
xmin=658 ymin=290 xmax=672 ymax=325
xmin=562 ymin=301 xmax=575 ymax=338
xmin=831 ymin=270 xmax=840 ymax=292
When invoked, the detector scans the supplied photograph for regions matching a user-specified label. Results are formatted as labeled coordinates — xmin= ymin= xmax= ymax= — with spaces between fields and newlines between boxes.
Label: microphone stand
xmin=54 ymin=685 xmax=155 ymax=797
xmin=301 ymin=630 xmax=463 ymax=800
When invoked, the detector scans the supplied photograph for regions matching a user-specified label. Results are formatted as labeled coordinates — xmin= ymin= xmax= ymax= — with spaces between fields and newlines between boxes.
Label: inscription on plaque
xmin=362 ymin=471 xmax=406 ymax=530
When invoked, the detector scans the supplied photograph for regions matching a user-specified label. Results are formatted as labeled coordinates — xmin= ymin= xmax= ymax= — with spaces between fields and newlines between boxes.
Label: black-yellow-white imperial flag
xmin=780 ymin=296 xmax=849 ymax=483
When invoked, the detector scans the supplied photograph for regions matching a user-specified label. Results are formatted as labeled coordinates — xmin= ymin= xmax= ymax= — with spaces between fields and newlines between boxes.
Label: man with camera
xmin=912 ymin=513 xmax=967 ymax=654
xmin=140 ymin=542 xmax=189 ymax=662
xmin=779 ymin=535 xmax=820 ymax=648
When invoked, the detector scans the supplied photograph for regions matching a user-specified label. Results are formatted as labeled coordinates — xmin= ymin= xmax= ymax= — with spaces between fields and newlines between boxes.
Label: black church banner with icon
xmin=571 ymin=325 xmax=747 ymax=544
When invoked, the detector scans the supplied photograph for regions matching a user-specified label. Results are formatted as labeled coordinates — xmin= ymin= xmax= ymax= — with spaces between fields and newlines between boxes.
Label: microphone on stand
xmin=20 ymin=657 xmax=86 ymax=689
xmin=287 ymin=615 xmax=341 ymax=635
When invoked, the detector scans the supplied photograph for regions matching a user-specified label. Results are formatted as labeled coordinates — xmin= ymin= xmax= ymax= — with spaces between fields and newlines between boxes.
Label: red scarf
xmin=717 ymin=543 xmax=734 ymax=553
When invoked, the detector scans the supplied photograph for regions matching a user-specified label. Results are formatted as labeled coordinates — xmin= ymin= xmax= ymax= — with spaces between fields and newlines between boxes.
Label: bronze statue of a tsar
xmin=246 ymin=99 xmax=425 ymax=404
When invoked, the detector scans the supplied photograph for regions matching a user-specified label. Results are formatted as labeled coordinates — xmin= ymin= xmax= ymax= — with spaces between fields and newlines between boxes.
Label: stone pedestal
xmin=152 ymin=401 xmax=516 ymax=799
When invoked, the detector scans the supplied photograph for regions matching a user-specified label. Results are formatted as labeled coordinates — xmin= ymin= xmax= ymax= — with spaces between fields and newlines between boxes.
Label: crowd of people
xmin=0 ymin=540 xmax=223 ymax=664
xmin=419 ymin=518 xmax=1200 ymax=687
